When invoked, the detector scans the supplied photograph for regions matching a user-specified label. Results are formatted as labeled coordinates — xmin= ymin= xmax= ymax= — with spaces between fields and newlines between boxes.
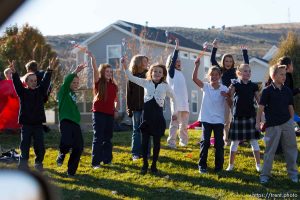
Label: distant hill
xmin=45 ymin=22 xmax=300 ymax=61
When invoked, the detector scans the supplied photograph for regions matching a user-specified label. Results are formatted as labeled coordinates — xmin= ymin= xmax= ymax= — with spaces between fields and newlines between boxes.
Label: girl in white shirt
xmin=121 ymin=58 xmax=177 ymax=175
xmin=192 ymin=57 xmax=231 ymax=173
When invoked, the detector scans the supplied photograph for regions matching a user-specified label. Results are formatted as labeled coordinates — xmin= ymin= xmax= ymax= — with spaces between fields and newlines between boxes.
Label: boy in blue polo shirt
xmin=256 ymin=64 xmax=298 ymax=184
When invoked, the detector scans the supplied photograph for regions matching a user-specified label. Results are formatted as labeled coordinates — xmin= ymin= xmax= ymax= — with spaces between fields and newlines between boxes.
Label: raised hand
xmin=74 ymin=63 xmax=87 ymax=74
xmin=120 ymin=56 xmax=128 ymax=70
xmin=241 ymin=45 xmax=248 ymax=50
xmin=8 ymin=60 xmax=16 ymax=73
xmin=212 ymin=39 xmax=218 ymax=48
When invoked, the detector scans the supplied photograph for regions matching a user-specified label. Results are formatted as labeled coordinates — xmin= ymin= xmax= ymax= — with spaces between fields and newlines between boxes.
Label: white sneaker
xmin=92 ymin=165 xmax=101 ymax=169
xmin=226 ymin=165 xmax=234 ymax=171
xmin=132 ymin=155 xmax=140 ymax=161
xmin=256 ymin=164 xmax=261 ymax=172
xmin=179 ymin=142 xmax=187 ymax=147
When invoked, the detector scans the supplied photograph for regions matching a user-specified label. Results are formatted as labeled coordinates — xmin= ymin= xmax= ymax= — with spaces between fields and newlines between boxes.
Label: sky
xmin=1 ymin=0 xmax=300 ymax=36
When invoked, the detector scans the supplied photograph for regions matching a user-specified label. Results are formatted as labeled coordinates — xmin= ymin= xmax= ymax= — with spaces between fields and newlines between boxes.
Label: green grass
xmin=0 ymin=129 xmax=299 ymax=200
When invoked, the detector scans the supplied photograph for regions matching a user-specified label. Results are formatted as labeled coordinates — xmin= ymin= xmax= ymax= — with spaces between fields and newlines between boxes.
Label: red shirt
xmin=92 ymin=81 xmax=117 ymax=115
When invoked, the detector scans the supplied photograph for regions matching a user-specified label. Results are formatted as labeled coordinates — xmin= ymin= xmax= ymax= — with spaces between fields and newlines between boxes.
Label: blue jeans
xmin=198 ymin=122 xmax=224 ymax=171
xmin=131 ymin=111 xmax=142 ymax=156
xmin=92 ymin=112 xmax=114 ymax=166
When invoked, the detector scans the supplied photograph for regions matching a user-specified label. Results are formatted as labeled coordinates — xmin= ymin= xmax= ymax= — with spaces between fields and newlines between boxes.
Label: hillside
xmin=45 ymin=22 xmax=300 ymax=61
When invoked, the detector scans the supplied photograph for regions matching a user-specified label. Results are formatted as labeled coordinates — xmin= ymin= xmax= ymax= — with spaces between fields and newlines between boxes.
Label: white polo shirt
xmin=198 ymin=82 xmax=228 ymax=124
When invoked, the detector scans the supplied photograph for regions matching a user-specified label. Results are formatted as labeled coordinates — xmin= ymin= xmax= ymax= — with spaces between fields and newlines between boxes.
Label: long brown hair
xmin=95 ymin=63 xmax=117 ymax=101
xmin=129 ymin=54 xmax=148 ymax=75
xmin=220 ymin=54 xmax=235 ymax=71
xmin=146 ymin=64 xmax=167 ymax=83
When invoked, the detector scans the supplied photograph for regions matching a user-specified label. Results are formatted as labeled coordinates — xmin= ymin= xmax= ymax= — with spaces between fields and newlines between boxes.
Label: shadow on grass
xmin=46 ymin=168 xmax=215 ymax=200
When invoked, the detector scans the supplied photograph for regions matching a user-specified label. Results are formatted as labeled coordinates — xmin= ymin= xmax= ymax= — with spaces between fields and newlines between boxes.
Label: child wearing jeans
xmin=256 ymin=64 xmax=298 ymax=184
xmin=10 ymin=59 xmax=55 ymax=171
xmin=192 ymin=57 xmax=231 ymax=173
xmin=56 ymin=64 xmax=86 ymax=176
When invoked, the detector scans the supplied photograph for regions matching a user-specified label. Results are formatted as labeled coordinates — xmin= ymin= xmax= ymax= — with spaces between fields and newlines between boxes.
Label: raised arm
xmin=192 ymin=57 xmax=204 ymax=88
xmin=10 ymin=60 xmax=24 ymax=96
xmin=241 ymin=46 xmax=249 ymax=64
xmin=168 ymin=38 xmax=179 ymax=78
xmin=39 ymin=57 xmax=58 ymax=94
xmin=86 ymin=51 xmax=99 ymax=83
xmin=210 ymin=39 xmax=221 ymax=68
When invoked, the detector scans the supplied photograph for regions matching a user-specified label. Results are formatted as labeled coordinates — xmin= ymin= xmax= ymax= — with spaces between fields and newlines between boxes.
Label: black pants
xmin=59 ymin=120 xmax=83 ymax=175
xmin=19 ymin=125 xmax=45 ymax=168
xmin=92 ymin=112 xmax=114 ymax=166
xmin=198 ymin=122 xmax=224 ymax=171
xmin=142 ymin=133 xmax=161 ymax=167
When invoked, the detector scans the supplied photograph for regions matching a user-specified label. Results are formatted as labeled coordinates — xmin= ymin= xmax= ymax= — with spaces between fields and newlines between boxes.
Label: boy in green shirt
xmin=56 ymin=64 xmax=86 ymax=176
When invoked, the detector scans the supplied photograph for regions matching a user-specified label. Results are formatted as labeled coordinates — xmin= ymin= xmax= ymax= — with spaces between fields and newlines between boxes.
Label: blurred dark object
xmin=0 ymin=149 xmax=20 ymax=163
xmin=43 ymin=125 xmax=51 ymax=133
xmin=113 ymin=122 xmax=131 ymax=132
xmin=0 ymin=0 xmax=26 ymax=26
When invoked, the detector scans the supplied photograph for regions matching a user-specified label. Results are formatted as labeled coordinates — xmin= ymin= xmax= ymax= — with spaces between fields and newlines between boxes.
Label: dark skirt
xmin=139 ymin=98 xmax=166 ymax=137
xmin=228 ymin=117 xmax=260 ymax=140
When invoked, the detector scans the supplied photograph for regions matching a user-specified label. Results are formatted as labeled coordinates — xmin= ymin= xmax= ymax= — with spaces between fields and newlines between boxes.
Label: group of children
xmin=5 ymin=38 xmax=298 ymax=183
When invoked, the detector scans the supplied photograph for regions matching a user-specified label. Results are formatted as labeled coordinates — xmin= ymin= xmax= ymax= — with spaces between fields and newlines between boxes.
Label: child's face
xmin=142 ymin=57 xmax=148 ymax=70
xmin=5 ymin=69 xmax=12 ymax=80
xmin=104 ymin=67 xmax=113 ymax=81
xmin=26 ymin=74 xmax=37 ymax=89
xmin=151 ymin=66 xmax=163 ymax=83
xmin=70 ymin=77 xmax=79 ymax=91
xmin=224 ymin=57 xmax=234 ymax=69
xmin=239 ymin=66 xmax=251 ymax=81
xmin=272 ymin=68 xmax=286 ymax=85
xmin=209 ymin=70 xmax=221 ymax=84
xmin=175 ymin=59 xmax=181 ymax=70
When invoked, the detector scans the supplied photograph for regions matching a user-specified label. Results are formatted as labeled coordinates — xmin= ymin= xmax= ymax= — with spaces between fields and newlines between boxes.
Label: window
xmin=180 ymin=51 xmax=189 ymax=59
xmin=190 ymin=53 xmax=198 ymax=60
xmin=106 ymin=45 xmax=121 ymax=69
xmin=191 ymin=90 xmax=198 ymax=114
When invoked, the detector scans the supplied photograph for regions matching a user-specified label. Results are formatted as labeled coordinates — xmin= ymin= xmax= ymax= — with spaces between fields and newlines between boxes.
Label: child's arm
xmin=223 ymin=86 xmax=234 ymax=108
xmin=40 ymin=57 xmax=58 ymax=94
xmin=86 ymin=51 xmax=99 ymax=83
xmin=168 ymin=38 xmax=179 ymax=79
xmin=254 ymin=91 xmax=260 ymax=105
xmin=121 ymin=57 xmax=148 ymax=88
xmin=10 ymin=60 xmax=24 ymax=96
xmin=288 ymin=105 xmax=294 ymax=120
xmin=241 ymin=46 xmax=249 ymax=64
xmin=192 ymin=57 xmax=204 ymax=88
xmin=256 ymin=105 xmax=265 ymax=131
xmin=210 ymin=39 xmax=221 ymax=68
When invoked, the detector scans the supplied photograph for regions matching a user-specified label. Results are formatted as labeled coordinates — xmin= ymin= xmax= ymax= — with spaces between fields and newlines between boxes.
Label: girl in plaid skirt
xmin=226 ymin=64 xmax=261 ymax=172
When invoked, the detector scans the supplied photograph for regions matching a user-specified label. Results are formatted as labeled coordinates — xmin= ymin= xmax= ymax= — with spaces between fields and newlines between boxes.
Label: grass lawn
xmin=0 ymin=129 xmax=299 ymax=200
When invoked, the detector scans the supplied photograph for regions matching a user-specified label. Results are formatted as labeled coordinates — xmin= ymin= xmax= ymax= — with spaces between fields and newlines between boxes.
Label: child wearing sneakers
xmin=166 ymin=38 xmax=189 ymax=148
xmin=256 ymin=64 xmax=298 ymax=184
xmin=192 ymin=57 xmax=231 ymax=173
xmin=226 ymin=64 xmax=261 ymax=172
xmin=56 ymin=64 xmax=86 ymax=176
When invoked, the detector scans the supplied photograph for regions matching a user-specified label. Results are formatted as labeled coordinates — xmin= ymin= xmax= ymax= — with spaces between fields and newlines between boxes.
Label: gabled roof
xmin=73 ymin=20 xmax=205 ymax=54
xmin=115 ymin=20 xmax=204 ymax=51
xmin=249 ymin=57 xmax=269 ymax=67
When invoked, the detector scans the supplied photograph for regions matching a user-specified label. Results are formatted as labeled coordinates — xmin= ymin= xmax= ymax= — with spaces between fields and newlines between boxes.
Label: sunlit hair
xmin=23 ymin=72 xmax=36 ymax=83
xmin=3 ymin=68 xmax=11 ymax=77
xmin=166 ymin=54 xmax=181 ymax=69
xmin=236 ymin=64 xmax=250 ymax=78
xmin=146 ymin=63 xmax=167 ymax=83
xmin=25 ymin=60 xmax=38 ymax=72
xmin=95 ymin=63 xmax=118 ymax=101
xmin=129 ymin=55 xmax=148 ymax=75
xmin=269 ymin=64 xmax=286 ymax=78
xmin=206 ymin=66 xmax=222 ymax=79
xmin=220 ymin=54 xmax=235 ymax=70
xmin=277 ymin=56 xmax=292 ymax=67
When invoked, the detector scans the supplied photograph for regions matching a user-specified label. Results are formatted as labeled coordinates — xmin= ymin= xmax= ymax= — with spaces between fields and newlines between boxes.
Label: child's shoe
xmin=150 ymin=163 xmax=158 ymax=173
xmin=226 ymin=164 xmax=234 ymax=171
xmin=56 ymin=154 xmax=65 ymax=167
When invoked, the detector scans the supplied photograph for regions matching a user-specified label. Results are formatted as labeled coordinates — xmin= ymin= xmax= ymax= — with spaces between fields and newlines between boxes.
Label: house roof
xmin=73 ymin=20 xmax=205 ymax=54
xmin=115 ymin=20 xmax=204 ymax=51
xmin=249 ymin=57 xmax=269 ymax=67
